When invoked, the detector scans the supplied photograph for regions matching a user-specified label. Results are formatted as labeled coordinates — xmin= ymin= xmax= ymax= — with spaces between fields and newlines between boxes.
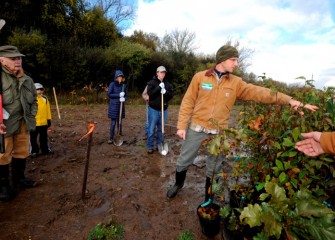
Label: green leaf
xmin=273 ymin=141 xmax=281 ymax=149
xmin=207 ymin=136 xmax=221 ymax=156
xmin=240 ymin=204 xmax=262 ymax=227
xmin=280 ymin=150 xmax=297 ymax=158
xmin=276 ymin=151 xmax=283 ymax=158
xmin=279 ymin=172 xmax=288 ymax=184
xmin=220 ymin=206 xmax=231 ymax=218
xmin=282 ymin=137 xmax=294 ymax=147
xmin=299 ymin=170 xmax=307 ymax=180
xmin=284 ymin=161 xmax=291 ymax=170
xmin=265 ymin=181 xmax=288 ymax=203
xmin=292 ymin=127 xmax=300 ymax=142
xmin=265 ymin=175 xmax=271 ymax=181
xmin=288 ymin=150 xmax=297 ymax=157
xmin=290 ymin=178 xmax=298 ymax=189
xmin=261 ymin=210 xmax=282 ymax=238
xmin=276 ymin=160 xmax=284 ymax=171
xmin=257 ymin=182 xmax=265 ymax=191
xmin=259 ymin=193 xmax=269 ymax=201
xmin=281 ymin=130 xmax=292 ymax=138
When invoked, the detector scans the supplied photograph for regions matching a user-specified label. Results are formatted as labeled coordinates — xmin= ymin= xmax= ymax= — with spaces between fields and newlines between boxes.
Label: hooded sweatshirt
xmin=107 ymin=70 xmax=126 ymax=119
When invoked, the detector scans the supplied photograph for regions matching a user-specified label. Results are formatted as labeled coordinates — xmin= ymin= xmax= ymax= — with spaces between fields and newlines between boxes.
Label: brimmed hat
xmin=34 ymin=83 xmax=44 ymax=89
xmin=216 ymin=45 xmax=239 ymax=63
xmin=156 ymin=66 xmax=167 ymax=72
xmin=0 ymin=45 xmax=25 ymax=58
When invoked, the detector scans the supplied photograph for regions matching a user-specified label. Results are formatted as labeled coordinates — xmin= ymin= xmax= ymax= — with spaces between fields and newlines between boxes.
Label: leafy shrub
xmin=87 ymin=223 xmax=123 ymax=240
xmin=208 ymin=83 xmax=335 ymax=239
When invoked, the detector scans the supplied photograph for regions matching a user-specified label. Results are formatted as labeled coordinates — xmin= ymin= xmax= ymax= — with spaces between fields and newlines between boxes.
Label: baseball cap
xmin=156 ymin=66 xmax=167 ymax=72
xmin=35 ymin=83 xmax=44 ymax=90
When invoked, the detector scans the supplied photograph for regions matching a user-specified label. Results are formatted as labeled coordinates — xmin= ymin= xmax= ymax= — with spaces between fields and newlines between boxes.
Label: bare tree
xmin=159 ymin=29 xmax=198 ymax=54
xmin=91 ymin=0 xmax=135 ymax=30
xmin=225 ymin=38 xmax=254 ymax=74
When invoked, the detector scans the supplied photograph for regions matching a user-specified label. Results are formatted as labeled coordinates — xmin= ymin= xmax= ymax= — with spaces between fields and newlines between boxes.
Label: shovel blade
xmin=113 ymin=136 xmax=123 ymax=146
xmin=158 ymin=142 xmax=169 ymax=156
xmin=157 ymin=143 xmax=163 ymax=153
xmin=0 ymin=19 xmax=5 ymax=30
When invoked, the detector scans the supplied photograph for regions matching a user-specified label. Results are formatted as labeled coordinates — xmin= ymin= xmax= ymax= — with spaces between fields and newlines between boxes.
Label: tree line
xmin=0 ymin=0 xmax=302 ymax=97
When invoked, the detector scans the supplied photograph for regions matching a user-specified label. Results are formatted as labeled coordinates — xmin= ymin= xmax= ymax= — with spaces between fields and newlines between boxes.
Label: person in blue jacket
xmin=107 ymin=70 xmax=126 ymax=144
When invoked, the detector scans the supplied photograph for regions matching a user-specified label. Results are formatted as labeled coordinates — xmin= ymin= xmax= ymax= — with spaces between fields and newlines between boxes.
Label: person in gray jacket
xmin=0 ymin=45 xmax=38 ymax=201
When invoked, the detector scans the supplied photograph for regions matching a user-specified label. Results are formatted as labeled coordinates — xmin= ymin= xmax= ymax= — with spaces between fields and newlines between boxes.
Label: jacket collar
xmin=205 ymin=66 xmax=230 ymax=79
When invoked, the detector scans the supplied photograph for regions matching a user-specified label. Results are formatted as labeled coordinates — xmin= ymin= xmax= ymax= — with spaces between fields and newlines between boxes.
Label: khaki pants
xmin=0 ymin=121 xmax=29 ymax=165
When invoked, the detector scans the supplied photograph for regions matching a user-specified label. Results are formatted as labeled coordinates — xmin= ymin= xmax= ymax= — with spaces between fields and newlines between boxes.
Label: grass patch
xmin=177 ymin=230 xmax=195 ymax=240
xmin=87 ymin=222 xmax=123 ymax=240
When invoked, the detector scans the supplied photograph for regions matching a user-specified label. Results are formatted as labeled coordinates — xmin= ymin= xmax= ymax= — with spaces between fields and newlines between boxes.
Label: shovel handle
xmin=119 ymin=101 xmax=123 ymax=130
xmin=119 ymin=84 xmax=124 ymax=132
xmin=161 ymin=92 xmax=164 ymax=134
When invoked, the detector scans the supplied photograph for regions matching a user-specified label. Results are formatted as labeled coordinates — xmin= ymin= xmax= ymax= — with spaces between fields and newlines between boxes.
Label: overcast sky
xmin=124 ymin=0 xmax=335 ymax=89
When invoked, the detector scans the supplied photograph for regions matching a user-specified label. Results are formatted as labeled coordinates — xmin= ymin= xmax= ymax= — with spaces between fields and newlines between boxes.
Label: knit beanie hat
xmin=215 ymin=45 xmax=239 ymax=63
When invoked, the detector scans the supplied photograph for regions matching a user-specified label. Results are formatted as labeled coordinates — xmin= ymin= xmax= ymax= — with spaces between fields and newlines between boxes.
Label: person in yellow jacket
xmin=30 ymin=83 xmax=52 ymax=157
xmin=295 ymin=132 xmax=335 ymax=156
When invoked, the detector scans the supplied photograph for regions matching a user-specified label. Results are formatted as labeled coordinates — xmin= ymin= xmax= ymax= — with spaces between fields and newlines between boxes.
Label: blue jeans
xmin=110 ymin=118 xmax=122 ymax=139
xmin=144 ymin=104 xmax=149 ymax=134
xmin=146 ymin=106 xmax=168 ymax=150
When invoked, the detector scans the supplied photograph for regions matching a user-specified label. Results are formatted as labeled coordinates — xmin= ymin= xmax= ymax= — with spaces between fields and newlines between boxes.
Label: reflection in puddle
xmin=88 ymin=200 xmax=110 ymax=216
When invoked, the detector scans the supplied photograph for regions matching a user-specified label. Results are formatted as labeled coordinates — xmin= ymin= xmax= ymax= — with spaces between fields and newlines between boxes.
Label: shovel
xmin=113 ymin=85 xmax=124 ymax=146
xmin=158 ymin=92 xmax=169 ymax=155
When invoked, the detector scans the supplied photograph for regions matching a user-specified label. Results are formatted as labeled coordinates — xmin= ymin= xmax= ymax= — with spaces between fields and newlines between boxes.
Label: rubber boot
xmin=11 ymin=158 xmax=36 ymax=189
xmin=167 ymin=170 xmax=187 ymax=198
xmin=0 ymin=164 xmax=15 ymax=201
xmin=205 ymin=177 xmax=212 ymax=202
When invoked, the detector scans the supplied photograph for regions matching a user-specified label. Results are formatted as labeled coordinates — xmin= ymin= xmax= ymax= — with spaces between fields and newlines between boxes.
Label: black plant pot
xmin=222 ymin=218 xmax=244 ymax=240
xmin=197 ymin=202 xmax=221 ymax=238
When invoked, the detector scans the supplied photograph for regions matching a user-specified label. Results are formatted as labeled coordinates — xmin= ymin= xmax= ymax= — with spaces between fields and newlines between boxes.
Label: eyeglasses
xmin=36 ymin=88 xmax=44 ymax=91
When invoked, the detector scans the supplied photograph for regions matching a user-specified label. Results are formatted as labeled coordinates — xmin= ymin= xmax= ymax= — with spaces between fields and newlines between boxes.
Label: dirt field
xmin=0 ymin=104 xmax=239 ymax=240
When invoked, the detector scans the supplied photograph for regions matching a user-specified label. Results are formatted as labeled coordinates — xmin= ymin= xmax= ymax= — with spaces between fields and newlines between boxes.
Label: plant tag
xmin=200 ymin=199 xmax=212 ymax=207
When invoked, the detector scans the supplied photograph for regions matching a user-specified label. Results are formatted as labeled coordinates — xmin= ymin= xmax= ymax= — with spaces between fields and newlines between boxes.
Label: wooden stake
xmin=81 ymin=131 xmax=93 ymax=199
xmin=53 ymin=87 xmax=61 ymax=119
xmin=79 ymin=123 xmax=95 ymax=200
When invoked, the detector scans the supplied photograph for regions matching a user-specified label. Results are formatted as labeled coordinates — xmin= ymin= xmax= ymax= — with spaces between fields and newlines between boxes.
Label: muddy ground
xmin=0 ymin=104 xmax=239 ymax=240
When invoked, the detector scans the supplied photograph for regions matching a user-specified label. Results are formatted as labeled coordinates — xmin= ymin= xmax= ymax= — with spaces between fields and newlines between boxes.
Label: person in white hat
xmin=146 ymin=66 xmax=174 ymax=154
xmin=30 ymin=83 xmax=52 ymax=157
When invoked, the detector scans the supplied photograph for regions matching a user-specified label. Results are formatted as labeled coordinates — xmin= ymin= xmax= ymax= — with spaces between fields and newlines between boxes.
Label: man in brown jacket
xmin=295 ymin=132 xmax=335 ymax=156
xmin=167 ymin=45 xmax=319 ymax=200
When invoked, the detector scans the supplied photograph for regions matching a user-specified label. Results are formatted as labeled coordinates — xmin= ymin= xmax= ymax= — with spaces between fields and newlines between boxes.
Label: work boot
xmin=167 ymin=170 xmax=187 ymax=198
xmin=0 ymin=164 xmax=15 ymax=201
xmin=11 ymin=158 xmax=37 ymax=189
xmin=205 ymin=177 xmax=212 ymax=202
